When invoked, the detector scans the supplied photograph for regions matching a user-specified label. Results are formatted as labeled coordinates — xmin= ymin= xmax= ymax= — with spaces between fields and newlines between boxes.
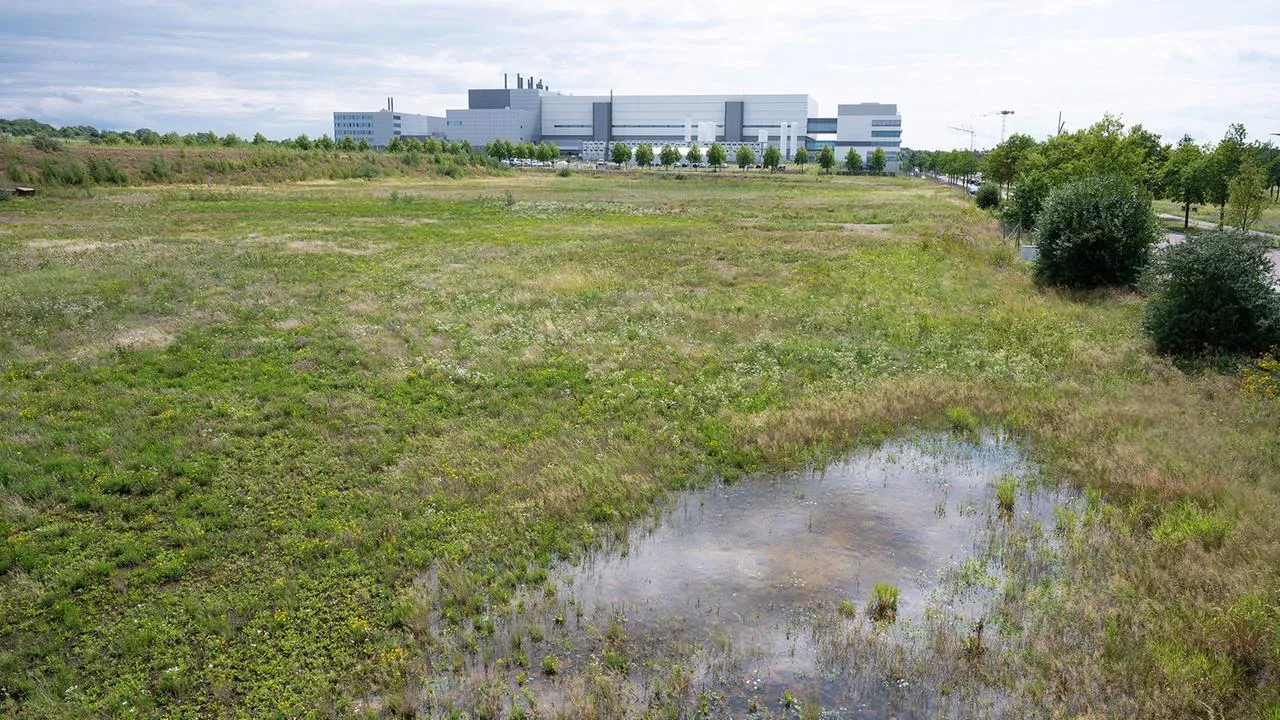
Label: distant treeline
xmin=899 ymin=116 xmax=1280 ymax=230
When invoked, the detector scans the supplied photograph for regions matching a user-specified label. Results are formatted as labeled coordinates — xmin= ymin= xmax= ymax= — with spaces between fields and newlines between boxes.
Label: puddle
xmin=417 ymin=433 xmax=1075 ymax=718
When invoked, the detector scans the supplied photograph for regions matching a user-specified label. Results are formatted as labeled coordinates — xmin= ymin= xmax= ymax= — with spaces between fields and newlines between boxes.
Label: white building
xmin=832 ymin=103 xmax=902 ymax=171
xmin=331 ymin=83 xmax=903 ymax=169
xmin=332 ymin=100 xmax=444 ymax=149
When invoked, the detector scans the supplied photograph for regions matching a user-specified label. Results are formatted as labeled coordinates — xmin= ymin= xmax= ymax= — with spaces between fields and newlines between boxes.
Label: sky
xmin=2 ymin=0 xmax=1278 ymax=150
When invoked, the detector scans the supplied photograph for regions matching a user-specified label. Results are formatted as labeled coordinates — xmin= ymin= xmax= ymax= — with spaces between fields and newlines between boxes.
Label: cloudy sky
xmin=2 ymin=0 xmax=1277 ymax=150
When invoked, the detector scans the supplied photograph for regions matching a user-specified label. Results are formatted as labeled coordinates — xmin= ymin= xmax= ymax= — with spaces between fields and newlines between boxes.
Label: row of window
xmin=334 ymin=128 xmax=373 ymax=136
xmin=871 ymin=119 xmax=902 ymax=127
xmin=337 ymin=122 xmax=371 ymax=129
xmin=871 ymin=130 xmax=901 ymax=137
xmin=335 ymin=114 xmax=371 ymax=121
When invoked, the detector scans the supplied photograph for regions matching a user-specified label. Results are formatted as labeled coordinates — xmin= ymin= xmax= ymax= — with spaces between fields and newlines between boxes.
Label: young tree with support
xmin=817 ymin=145 xmax=835 ymax=174
xmin=660 ymin=144 xmax=681 ymax=168
xmin=707 ymin=143 xmax=727 ymax=171
xmin=735 ymin=145 xmax=756 ymax=170
xmin=763 ymin=146 xmax=782 ymax=172
xmin=611 ymin=142 xmax=632 ymax=167
xmin=634 ymin=143 xmax=654 ymax=168
xmin=869 ymin=148 xmax=887 ymax=174
xmin=843 ymin=148 xmax=863 ymax=174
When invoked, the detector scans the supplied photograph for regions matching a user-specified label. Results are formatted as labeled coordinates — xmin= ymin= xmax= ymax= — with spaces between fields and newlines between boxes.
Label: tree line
xmin=900 ymin=116 xmax=1280 ymax=233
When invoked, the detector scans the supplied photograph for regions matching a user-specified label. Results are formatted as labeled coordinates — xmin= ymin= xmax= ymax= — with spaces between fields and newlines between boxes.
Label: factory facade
xmin=332 ymin=98 xmax=444 ymax=149
xmin=336 ymin=80 xmax=902 ymax=170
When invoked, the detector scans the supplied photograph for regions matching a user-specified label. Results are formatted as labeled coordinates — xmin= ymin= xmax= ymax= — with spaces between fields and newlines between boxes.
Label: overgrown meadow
xmin=1 ymin=173 xmax=1277 ymax=718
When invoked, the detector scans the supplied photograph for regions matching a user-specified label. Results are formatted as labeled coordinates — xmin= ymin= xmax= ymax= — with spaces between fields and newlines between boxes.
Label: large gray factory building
xmin=335 ymin=77 xmax=902 ymax=170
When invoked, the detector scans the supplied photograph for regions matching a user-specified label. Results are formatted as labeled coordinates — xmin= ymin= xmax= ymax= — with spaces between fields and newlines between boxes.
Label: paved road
xmin=1160 ymin=223 xmax=1280 ymax=287
xmin=1157 ymin=213 xmax=1279 ymax=241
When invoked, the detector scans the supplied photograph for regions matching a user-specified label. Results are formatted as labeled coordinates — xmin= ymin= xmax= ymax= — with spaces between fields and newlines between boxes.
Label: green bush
xmin=86 ymin=156 xmax=129 ymax=185
xmin=975 ymin=182 xmax=1001 ymax=210
xmin=141 ymin=153 xmax=175 ymax=182
xmin=1034 ymin=175 xmax=1162 ymax=289
xmin=1141 ymin=231 xmax=1280 ymax=355
xmin=31 ymin=134 xmax=65 ymax=152
xmin=39 ymin=157 xmax=89 ymax=186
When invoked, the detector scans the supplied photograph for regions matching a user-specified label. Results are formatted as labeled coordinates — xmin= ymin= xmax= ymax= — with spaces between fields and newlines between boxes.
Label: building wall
xmin=333 ymin=110 xmax=439 ymax=149
xmin=835 ymin=103 xmax=902 ymax=171
xmin=444 ymin=108 xmax=536 ymax=146
xmin=540 ymin=94 xmax=814 ymax=157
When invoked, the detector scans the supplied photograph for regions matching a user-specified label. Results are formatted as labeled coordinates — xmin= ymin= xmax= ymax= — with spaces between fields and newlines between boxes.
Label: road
xmin=1158 ymin=219 xmax=1280 ymax=287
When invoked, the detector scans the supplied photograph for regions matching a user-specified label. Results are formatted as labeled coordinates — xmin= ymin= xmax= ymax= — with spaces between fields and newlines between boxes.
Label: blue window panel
xmin=871 ymin=130 xmax=901 ymax=137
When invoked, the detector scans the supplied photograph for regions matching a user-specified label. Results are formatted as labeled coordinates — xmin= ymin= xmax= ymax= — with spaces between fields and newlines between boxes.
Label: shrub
xmin=86 ymin=156 xmax=129 ymax=185
xmin=556 ymin=167 xmax=572 ymax=178
xmin=5 ymin=151 xmax=31 ymax=183
xmin=975 ymin=182 xmax=1001 ymax=210
xmin=1141 ymin=231 xmax=1280 ymax=355
xmin=39 ymin=157 xmax=89 ymax=186
xmin=141 ymin=153 xmax=175 ymax=182
xmin=1033 ymin=175 xmax=1162 ymax=289
xmin=31 ymin=134 xmax=65 ymax=152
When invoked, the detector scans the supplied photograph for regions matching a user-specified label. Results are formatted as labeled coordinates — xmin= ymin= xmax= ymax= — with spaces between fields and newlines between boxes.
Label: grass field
xmin=1155 ymin=197 xmax=1280 ymax=235
xmin=2 ymin=173 xmax=1278 ymax=718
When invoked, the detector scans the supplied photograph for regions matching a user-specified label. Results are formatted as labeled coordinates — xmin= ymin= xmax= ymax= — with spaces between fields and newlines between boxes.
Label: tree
xmin=868 ymin=147 xmax=887 ymax=174
xmin=542 ymin=141 xmax=559 ymax=160
xmin=252 ymin=132 xmax=268 ymax=146
xmin=634 ymin=142 xmax=654 ymax=168
xmin=660 ymin=144 xmax=680 ymax=168
xmin=794 ymin=146 xmax=808 ymax=167
xmin=294 ymin=133 xmax=312 ymax=150
xmin=817 ymin=145 xmax=835 ymax=174
xmin=534 ymin=143 xmax=555 ymax=163
xmin=763 ymin=145 xmax=781 ymax=172
xmin=1034 ymin=175 xmax=1163 ymax=289
xmin=316 ymin=133 xmax=334 ymax=151
xmin=1205 ymin=123 xmax=1248 ymax=227
xmin=338 ymin=135 xmax=357 ymax=151
xmin=221 ymin=133 xmax=242 ymax=147
xmin=843 ymin=148 xmax=863 ymax=174
xmin=357 ymin=138 xmax=370 ymax=152
xmin=611 ymin=142 xmax=632 ymax=166
xmin=1003 ymin=173 xmax=1050 ymax=237
xmin=707 ymin=143 xmax=727 ymax=170
xmin=1159 ymin=136 xmax=1210 ymax=230
xmin=686 ymin=145 xmax=703 ymax=165
xmin=735 ymin=145 xmax=756 ymax=169
xmin=1227 ymin=156 xmax=1268 ymax=231
xmin=1142 ymin=231 xmax=1280 ymax=355
xmin=983 ymin=134 xmax=1038 ymax=194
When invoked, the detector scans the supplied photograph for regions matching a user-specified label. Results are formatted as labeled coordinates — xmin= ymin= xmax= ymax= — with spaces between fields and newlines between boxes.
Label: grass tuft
xmin=869 ymin=582 xmax=900 ymax=622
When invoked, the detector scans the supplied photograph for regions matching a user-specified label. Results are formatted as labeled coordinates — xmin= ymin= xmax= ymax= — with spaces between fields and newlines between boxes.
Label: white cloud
xmin=0 ymin=0 xmax=1276 ymax=147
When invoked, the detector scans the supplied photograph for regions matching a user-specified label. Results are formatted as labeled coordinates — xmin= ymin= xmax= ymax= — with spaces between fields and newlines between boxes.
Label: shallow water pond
xmin=420 ymin=433 xmax=1074 ymax=718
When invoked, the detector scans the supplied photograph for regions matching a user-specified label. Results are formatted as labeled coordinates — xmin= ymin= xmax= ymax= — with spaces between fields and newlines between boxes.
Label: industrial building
xmin=332 ymin=98 xmax=443 ymax=149
xmin=336 ymin=80 xmax=902 ymax=169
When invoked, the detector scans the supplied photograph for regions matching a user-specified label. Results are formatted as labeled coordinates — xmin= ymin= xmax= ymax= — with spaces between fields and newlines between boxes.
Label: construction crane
xmin=979 ymin=110 xmax=1016 ymax=143
xmin=948 ymin=125 xmax=976 ymax=151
